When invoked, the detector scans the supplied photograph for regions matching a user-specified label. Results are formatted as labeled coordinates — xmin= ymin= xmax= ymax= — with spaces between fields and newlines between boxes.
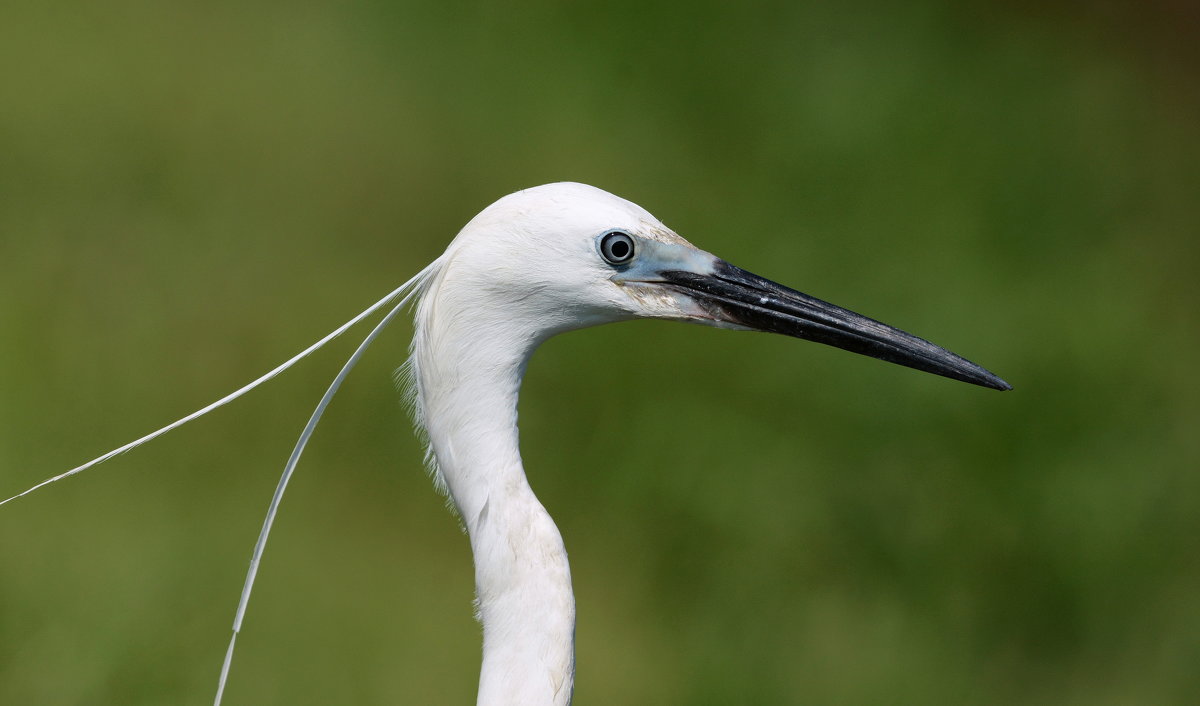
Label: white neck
xmin=412 ymin=289 xmax=575 ymax=706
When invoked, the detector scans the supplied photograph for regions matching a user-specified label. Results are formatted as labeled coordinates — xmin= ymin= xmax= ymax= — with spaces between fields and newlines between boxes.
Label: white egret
xmin=4 ymin=182 xmax=1009 ymax=705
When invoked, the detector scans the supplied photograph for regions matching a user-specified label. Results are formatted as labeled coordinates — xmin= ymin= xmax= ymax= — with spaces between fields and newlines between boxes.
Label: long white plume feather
xmin=0 ymin=258 xmax=442 ymax=704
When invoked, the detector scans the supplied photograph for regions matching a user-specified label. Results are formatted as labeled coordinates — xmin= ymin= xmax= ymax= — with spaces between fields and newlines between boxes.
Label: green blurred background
xmin=2 ymin=1 xmax=1198 ymax=703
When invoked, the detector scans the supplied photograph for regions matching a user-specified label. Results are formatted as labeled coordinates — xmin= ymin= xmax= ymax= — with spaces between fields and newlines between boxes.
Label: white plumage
xmin=409 ymin=183 xmax=710 ymax=705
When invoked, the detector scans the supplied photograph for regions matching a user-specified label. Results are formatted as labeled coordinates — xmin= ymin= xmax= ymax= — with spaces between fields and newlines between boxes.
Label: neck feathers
xmin=406 ymin=261 xmax=575 ymax=706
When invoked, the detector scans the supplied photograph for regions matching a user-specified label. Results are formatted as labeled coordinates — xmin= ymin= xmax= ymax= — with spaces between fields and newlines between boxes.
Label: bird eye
xmin=599 ymin=231 xmax=635 ymax=265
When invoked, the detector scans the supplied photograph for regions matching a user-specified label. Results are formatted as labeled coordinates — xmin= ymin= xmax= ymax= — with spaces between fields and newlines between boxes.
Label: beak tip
xmin=976 ymin=371 xmax=1012 ymax=391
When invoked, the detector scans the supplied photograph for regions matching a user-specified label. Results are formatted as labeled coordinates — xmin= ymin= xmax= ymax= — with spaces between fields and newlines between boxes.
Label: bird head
xmin=430 ymin=182 xmax=1009 ymax=390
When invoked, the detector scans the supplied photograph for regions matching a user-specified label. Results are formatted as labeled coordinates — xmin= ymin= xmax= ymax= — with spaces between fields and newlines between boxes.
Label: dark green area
xmin=2 ymin=1 xmax=1197 ymax=703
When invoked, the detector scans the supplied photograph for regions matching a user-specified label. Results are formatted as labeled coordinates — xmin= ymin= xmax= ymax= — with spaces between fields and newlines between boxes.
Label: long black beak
xmin=661 ymin=261 xmax=1011 ymax=391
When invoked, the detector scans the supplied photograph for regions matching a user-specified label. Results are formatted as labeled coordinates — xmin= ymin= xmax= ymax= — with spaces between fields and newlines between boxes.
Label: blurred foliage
xmin=1 ymin=0 xmax=1198 ymax=704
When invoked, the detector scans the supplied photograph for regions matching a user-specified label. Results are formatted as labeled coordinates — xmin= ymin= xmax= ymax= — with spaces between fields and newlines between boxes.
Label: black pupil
xmin=609 ymin=238 xmax=630 ymax=260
